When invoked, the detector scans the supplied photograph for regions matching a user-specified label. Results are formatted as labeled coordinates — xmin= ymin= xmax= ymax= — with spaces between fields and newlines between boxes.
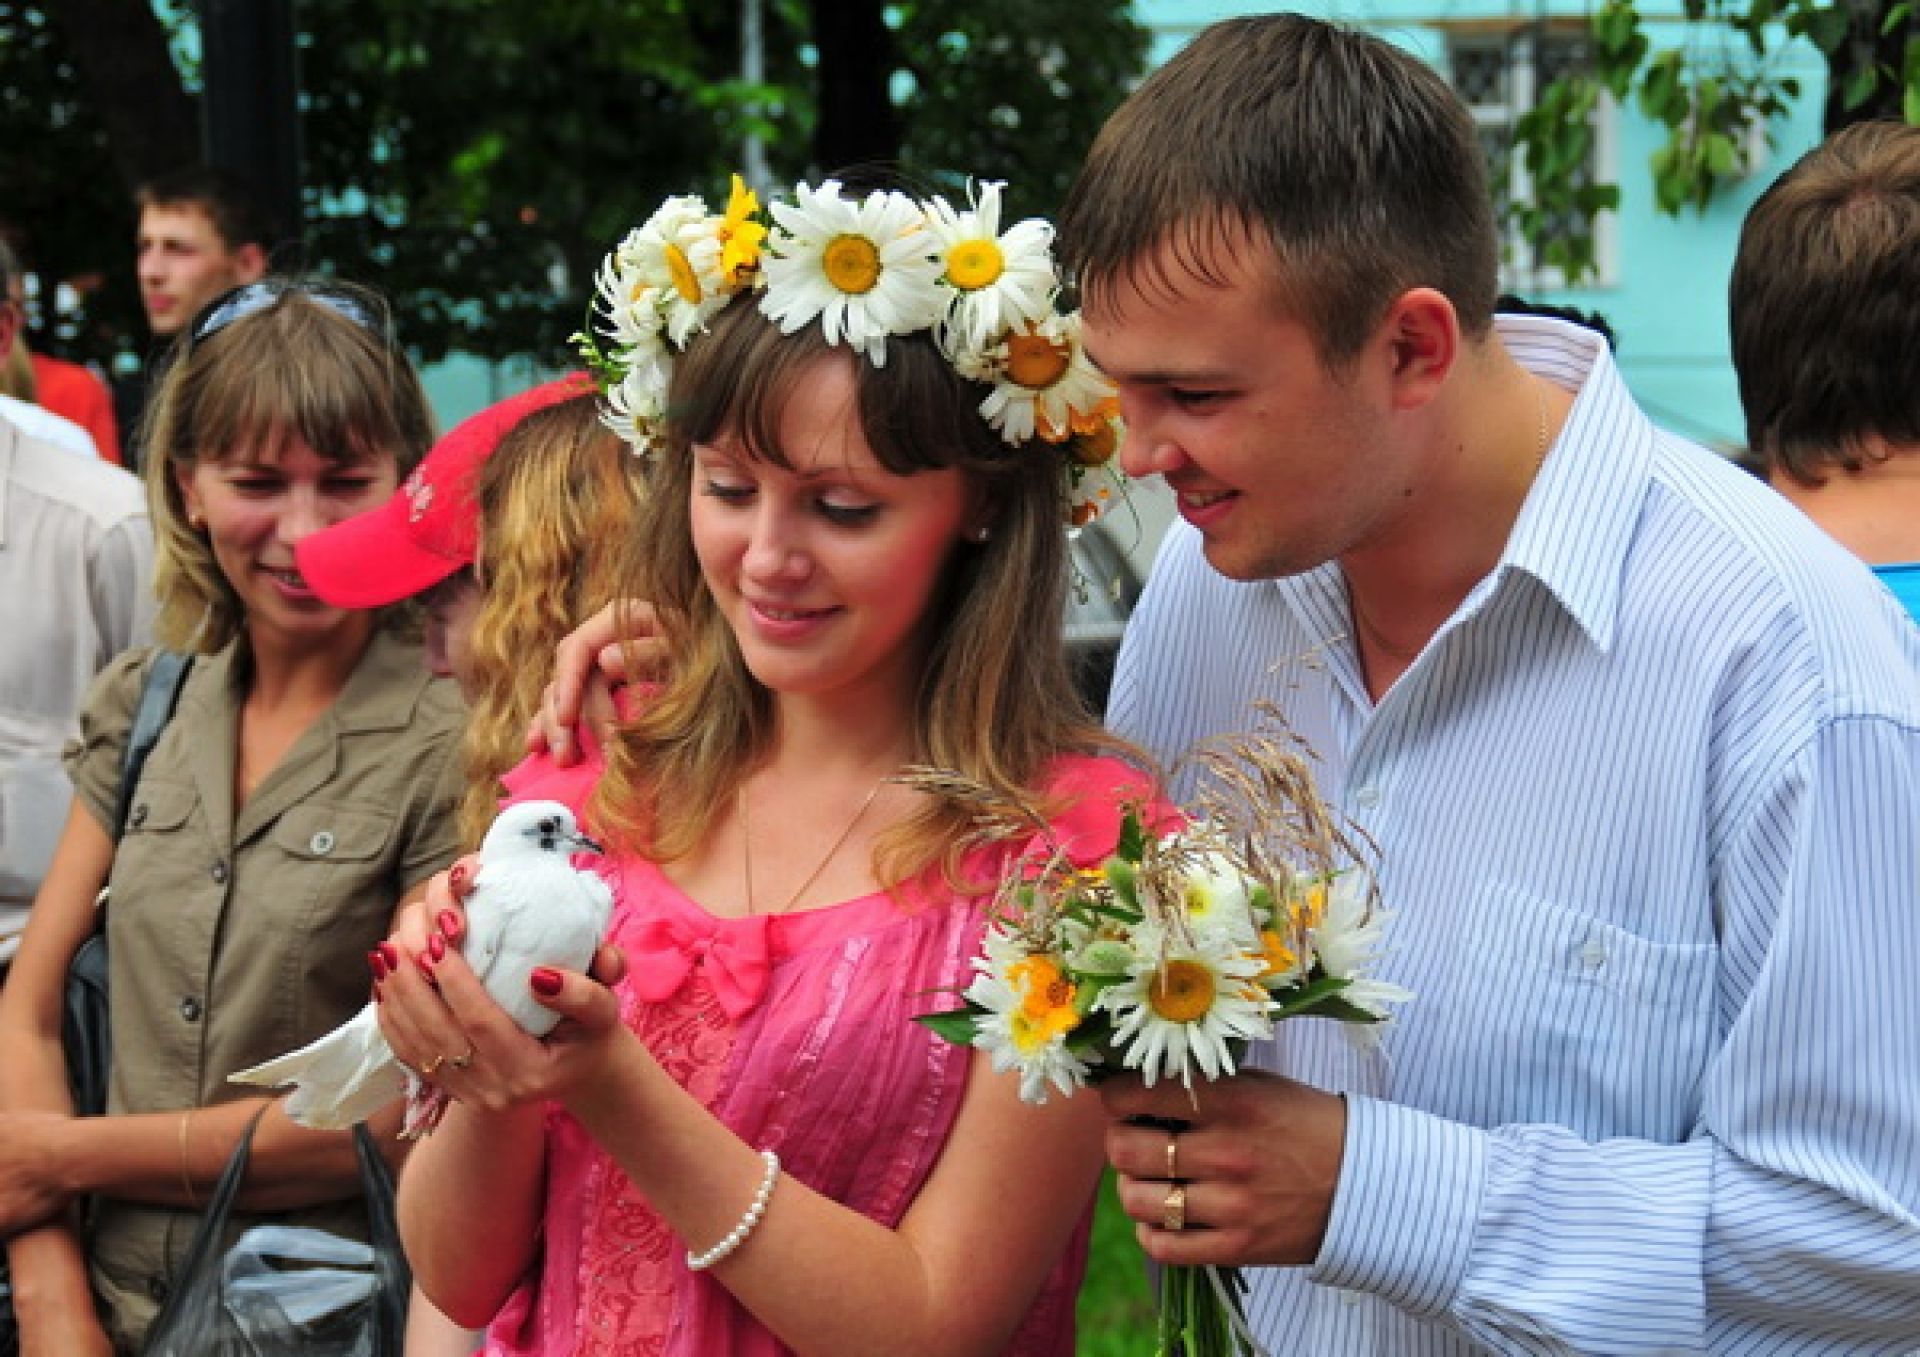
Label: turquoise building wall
xmin=1136 ymin=2 xmax=1830 ymax=451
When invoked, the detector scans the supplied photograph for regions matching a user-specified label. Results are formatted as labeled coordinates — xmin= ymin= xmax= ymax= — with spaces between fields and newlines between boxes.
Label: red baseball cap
xmin=297 ymin=374 xmax=594 ymax=608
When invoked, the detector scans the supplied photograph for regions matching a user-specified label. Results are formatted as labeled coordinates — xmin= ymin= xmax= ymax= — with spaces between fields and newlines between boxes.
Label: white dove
xmin=232 ymin=800 xmax=613 ymax=1137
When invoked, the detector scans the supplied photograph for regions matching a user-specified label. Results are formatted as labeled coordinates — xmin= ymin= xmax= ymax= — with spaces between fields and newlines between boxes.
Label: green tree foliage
xmin=1516 ymin=0 xmax=1920 ymax=282
xmin=1 ymin=0 xmax=1146 ymax=368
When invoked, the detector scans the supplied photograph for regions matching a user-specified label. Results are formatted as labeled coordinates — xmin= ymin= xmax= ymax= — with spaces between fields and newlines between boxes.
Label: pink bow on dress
xmin=623 ymin=912 xmax=773 ymax=1021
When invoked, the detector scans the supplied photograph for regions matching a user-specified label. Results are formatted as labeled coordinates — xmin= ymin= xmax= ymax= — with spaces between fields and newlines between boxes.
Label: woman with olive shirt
xmin=0 ymin=281 xmax=465 ymax=1355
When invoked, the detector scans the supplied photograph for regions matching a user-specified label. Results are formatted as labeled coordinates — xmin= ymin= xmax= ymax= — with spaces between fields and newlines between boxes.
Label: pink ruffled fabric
xmin=488 ymin=749 xmax=1160 ymax=1356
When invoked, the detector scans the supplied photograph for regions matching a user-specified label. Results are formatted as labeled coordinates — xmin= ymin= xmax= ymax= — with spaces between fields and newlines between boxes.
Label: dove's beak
xmin=573 ymin=831 xmax=605 ymax=856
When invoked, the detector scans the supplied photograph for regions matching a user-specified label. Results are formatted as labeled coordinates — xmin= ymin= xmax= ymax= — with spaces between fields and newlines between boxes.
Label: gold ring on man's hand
xmin=1165 ymin=1133 xmax=1180 ymax=1181
xmin=418 ymin=1053 xmax=446 ymax=1077
xmin=449 ymin=1043 xmax=476 ymax=1071
xmin=1161 ymin=1183 xmax=1187 ymax=1233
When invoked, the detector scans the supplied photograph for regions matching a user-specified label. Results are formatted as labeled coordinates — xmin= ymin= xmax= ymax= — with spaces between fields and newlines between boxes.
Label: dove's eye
xmin=538 ymin=817 xmax=560 ymax=836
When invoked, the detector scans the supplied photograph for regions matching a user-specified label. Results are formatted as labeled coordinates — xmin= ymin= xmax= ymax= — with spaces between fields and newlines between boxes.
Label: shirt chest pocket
xmin=111 ymin=781 xmax=203 ymax=905
xmin=1420 ymin=884 xmax=1717 ymax=1142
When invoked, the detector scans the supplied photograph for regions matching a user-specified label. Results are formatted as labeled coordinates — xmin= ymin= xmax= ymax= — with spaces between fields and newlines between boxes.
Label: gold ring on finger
xmin=1161 ymin=1183 xmax=1187 ymax=1233
xmin=449 ymin=1042 xmax=476 ymax=1071
xmin=419 ymin=1053 xmax=446 ymax=1077
xmin=1165 ymin=1133 xmax=1180 ymax=1181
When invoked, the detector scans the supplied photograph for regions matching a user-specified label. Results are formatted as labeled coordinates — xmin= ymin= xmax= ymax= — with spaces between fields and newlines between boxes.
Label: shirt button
xmin=210 ymin=859 xmax=229 ymax=885
xmin=1577 ymin=938 xmax=1608 ymax=970
xmin=310 ymin=830 xmax=336 ymax=856
xmin=179 ymin=996 xmax=203 ymax=1022
xmin=1353 ymin=786 xmax=1381 ymax=809
xmin=147 ymin=1275 xmax=171 ymax=1303
xmin=130 ymin=803 xmax=148 ymax=828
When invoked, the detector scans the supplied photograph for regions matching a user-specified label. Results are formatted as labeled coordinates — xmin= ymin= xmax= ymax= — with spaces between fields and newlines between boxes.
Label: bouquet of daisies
xmin=914 ymin=713 xmax=1410 ymax=1357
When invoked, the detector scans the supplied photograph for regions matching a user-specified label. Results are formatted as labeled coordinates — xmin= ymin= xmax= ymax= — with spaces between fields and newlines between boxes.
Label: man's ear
xmin=233 ymin=241 xmax=268 ymax=286
xmin=1378 ymin=288 xmax=1458 ymax=412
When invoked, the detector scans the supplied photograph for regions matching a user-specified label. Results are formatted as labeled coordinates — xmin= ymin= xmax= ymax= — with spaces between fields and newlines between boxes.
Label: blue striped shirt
xmin=1107 ymin=317 xmax=1920 ymax=1354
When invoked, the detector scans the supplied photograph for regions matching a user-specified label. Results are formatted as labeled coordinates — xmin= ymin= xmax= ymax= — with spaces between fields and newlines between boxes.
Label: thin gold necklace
xmin=738 ymin=777 xmax=887 ymax=915
xmin=1349 ymin=377 xmax=1551 ymax=666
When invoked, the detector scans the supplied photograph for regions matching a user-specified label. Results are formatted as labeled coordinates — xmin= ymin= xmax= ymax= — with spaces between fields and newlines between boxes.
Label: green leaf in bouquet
xmin=914 ymin=1009 xmax=984 ymax=1044
xmin=1117 ymin=808 xmax=1149 ymax=863
xmin=1307 ymin=994 xmax=1386 ymax=1026
xmin=1266 ymin=972 xmax=1355 ymax=1020
xmin=1247 ymin=882 xmax=1276 ymax=924
xmin=1070 ymin=938 xmax=1137 ymax=977
xmin=1103 ymin=857 xmax=1140 ymax=911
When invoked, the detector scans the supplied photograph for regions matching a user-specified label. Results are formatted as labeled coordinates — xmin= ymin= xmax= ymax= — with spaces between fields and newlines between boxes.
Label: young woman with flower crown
xmin=370 ymin=175 xmax=1158 ymax=1356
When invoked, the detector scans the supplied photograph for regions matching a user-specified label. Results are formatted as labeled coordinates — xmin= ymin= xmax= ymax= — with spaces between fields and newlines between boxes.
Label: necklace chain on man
xmin=739 ymin=776 xmax=887 ymax=915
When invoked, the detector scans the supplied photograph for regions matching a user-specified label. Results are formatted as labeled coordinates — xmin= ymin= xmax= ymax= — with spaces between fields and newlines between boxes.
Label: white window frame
xmin=1445 ymin=23 xmax=1619 ymax=291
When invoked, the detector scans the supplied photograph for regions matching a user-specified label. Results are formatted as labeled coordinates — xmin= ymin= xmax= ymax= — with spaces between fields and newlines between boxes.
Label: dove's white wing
xmin=230 ymin=1004 xmax=405 ymax=1130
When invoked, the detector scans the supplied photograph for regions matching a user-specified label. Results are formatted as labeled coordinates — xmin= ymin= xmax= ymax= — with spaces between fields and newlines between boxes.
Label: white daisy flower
xmin=1099 ymin=925 xmax=1272 ymax=1091
xmin=1308 ymin=873 xmax=1413 ymax=1022
xmin=925 ymin=180 xmax=1059 ymax=353
xmin=759 ymin=180 xmax=946 ymax=366
xmin=602 ymin=343 xmax=674 ymax=454
xmin=593 ymin=250 xmax=665 ymax=354
xmin=1166 ymin=845 xmax=1263 ymax=948
xmin=975 ymin=312 xmax=1116 ymax=444
xmin=964 ymin=927 xmax=1090 ymax=1104
xmin=616 ymin=194 xmax=732 ymax=347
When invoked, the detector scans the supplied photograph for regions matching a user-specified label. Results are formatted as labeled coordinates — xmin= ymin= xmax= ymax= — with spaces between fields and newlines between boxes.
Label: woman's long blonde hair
xmin=458 ymin=395 xmax=647 ymax=845
xmin=141 ymin=282 xmax=434 ymax=651
xmin=592 ymin=299 xmax=1120 ymax=892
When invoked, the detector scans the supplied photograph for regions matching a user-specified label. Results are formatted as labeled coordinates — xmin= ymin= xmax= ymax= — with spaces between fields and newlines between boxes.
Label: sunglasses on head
xmin=187 ymin=280 xmax=389 ymax=351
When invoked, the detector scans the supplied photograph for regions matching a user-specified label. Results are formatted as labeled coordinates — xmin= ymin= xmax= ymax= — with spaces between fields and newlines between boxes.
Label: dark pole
xmin=199 ymin=0 xmax=304 ymax=253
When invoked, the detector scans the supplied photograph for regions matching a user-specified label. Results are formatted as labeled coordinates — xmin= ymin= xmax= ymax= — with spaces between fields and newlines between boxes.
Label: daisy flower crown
xmin=576 ymin=175 xmax=1123 ymax=526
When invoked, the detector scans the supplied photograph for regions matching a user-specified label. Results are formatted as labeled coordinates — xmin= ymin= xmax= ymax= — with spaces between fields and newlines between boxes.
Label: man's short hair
xmin=0 ymin=233 xmax=19 ymax=298
xmin=136 ymin=165 xmax=275 ymax=253
xmin=1730 ymin=120 xmax=1920 ymax=485
xmin=1059 ymin=13 xmax=1500 ymax=365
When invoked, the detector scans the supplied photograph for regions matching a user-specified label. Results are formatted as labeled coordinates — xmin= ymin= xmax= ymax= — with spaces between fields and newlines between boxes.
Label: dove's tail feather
xmin=228 ymin=1006 xmax=407 ymax=1130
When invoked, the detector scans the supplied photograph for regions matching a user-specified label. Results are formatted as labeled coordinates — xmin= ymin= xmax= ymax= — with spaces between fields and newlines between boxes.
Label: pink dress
xmin=484 ymin=750 xmax=1159 ymax=1357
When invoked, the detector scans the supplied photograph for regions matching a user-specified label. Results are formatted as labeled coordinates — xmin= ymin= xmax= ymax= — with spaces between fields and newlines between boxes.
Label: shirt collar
xmin=1496 ymin=314 xmax=1658 ymax=653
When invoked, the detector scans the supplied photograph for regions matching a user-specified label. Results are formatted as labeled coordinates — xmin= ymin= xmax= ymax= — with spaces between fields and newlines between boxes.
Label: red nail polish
xmin=368 ymin=949 xmax=386 ymax=980
xmin=437 ymin=908 xmax=461 ymax=939
xmin=449 ymin=863 xmax=469 ymax=892
xmin=428 ymin=933 xmax=446 ymax=962
xmin=416 ymin=956 xmax=438 ymax=988
xmin=378 ymin=942 xmax=399 ymax=970
xmin=530 ymin=967 xmax=563 ymax=997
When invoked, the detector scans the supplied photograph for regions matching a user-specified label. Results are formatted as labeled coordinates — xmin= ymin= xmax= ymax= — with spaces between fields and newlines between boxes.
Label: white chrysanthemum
xmin=613 ymin=195 xmax=733 ymax=347
xmin=975 ymin=312 xmax=1116 ymax=445
xmin=964 ymin=926 xmax=1090 ymax=1104
xmin=593 ymin=249 xmax=665 ymax=354
xmin=602 ymin=344 xmax=674 ymax=455
xmin=760 ymin=180 xmax=946 ymax=366
xmin=925 ymin=181 xmax=1058 ymax=353
xmin=1165 ymin=844 xmax=1263 ymax=948
xmin=1099 ymin=925 xmax=1271 ymax=1091
xmin=1308 ymin=873 xmax=1413 ymax=1021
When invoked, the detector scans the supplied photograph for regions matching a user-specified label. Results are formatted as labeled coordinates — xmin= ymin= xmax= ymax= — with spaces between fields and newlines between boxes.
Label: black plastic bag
xmin=141 ymin=1114 xmax=410 ymax=1357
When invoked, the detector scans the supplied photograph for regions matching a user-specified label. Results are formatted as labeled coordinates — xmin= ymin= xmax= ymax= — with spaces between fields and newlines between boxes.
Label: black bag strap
xmin=112 ymin=649 xmax=193 ymax=840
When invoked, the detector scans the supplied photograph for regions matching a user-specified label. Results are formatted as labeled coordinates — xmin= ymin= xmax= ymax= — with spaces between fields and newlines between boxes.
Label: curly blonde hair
xmin=592 ymin=299 xmax=1122 ymax=893
xmin=141 ymin=282 xmax=434 ymax=651
xmin=457 ymin=395 xmax=647 ymax=845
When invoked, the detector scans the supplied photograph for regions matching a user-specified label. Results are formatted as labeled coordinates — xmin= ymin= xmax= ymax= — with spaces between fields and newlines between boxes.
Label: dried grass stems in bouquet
xmin=909 ymin=703 xmax=1411 ymax=1357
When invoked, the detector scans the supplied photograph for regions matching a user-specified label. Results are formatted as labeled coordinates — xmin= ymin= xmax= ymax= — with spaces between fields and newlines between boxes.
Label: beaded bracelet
xmin=687 ymin=1149 xmax=781 ymax=1272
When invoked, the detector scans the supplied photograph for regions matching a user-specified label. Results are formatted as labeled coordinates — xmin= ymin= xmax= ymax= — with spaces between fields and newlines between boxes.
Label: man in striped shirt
xmin=1062 ymin=15 xmax=1920 ymax=1354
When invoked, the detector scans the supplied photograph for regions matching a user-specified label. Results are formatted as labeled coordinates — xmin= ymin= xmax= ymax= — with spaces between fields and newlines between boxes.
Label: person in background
xmin=1061 ymin=14 xmax=1919 ymax=1353
xmin=0 ymin=279 xmax=463 ymax=1355
xmin=121 ymin=168 xmax=272 ymax=469
xmin=0 ymin=237 xmax=102 ymax=460
xmin=0 ymin=236 xmax=122 ymax=463
xmin=298 ymin=378 xmax=645 ymax=846
xmin=0 ymin=228 xmax=151 ymax=952
xmin=1730 ymin=119 xmax=1920 ymax=623
xmin=299 ymin=380 xmax=645 ymax=1357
